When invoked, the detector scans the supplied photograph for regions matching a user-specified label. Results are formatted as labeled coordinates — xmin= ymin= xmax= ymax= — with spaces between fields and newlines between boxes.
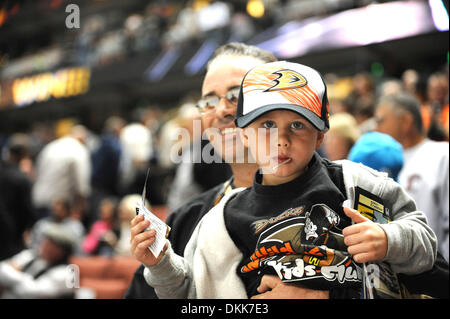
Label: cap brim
xmin=235 ymin=104 xmax=326 ymax=131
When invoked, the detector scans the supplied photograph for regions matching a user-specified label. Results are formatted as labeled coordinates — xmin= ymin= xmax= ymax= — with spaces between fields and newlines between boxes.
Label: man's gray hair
xmin=206 ymin=42 xmax=277 ymax=72
xmin=377 ymin=92 xmax=424 ymax=133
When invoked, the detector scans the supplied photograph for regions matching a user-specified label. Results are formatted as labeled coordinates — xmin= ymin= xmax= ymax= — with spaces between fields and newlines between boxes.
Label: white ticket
xmin=136 ymin=169 xmax=170 ymax=258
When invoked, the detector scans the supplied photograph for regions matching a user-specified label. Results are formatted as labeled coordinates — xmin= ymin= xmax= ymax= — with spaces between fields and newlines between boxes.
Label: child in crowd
xmin=82 ymin=197 xmax=118 ymax=256
xmin=132 ymin=61 xmax=437 ymax=299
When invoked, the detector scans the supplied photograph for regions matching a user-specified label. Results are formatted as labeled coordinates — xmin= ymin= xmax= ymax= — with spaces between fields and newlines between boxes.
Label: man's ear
xmin=316 ymin=131 xmax=325 ymax=149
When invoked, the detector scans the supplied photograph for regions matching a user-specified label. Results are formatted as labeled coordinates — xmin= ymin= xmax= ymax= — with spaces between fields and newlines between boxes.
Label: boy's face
xmin=242 ymin=110 xmax=324 ymax=185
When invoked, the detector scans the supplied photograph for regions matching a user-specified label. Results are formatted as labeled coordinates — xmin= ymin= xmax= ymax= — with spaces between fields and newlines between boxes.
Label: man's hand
xmin=251 ymin=275 xmax=329 ymax=299
xmin=342 ymin=207 xmax=388 ymax=263
xmin=130 ymin=214 xmax=167 ymax=267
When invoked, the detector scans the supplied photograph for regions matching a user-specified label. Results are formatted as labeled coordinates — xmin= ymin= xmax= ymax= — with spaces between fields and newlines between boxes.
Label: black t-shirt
xmin=224 ymin=153 xmax=361 ymax=297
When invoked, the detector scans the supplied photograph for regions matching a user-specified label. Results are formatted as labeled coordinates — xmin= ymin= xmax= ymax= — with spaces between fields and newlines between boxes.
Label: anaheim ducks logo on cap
xmin=236 ymin=61 xmax=330 ymax=131
xmin=264 ymin=69 xmax=307 ymax=92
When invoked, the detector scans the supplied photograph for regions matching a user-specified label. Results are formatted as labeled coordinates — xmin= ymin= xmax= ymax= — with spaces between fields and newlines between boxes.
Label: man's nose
xmin=215 ymin=98 xmax=236 ymax=121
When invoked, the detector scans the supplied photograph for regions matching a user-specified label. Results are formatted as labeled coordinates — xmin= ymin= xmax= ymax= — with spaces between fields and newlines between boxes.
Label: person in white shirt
xmin=119 ymin=121 xmax=153 ymax=193
xmin=375 ymin=92 xmax=449 ymax=261
xmin=32 ymin=125 xmax=91 ymax=219
xmin=0 ymin=224 xmax=76 ymax=298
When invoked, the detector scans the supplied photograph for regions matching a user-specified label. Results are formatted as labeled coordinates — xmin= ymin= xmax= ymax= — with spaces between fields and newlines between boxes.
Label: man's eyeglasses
xmin=197 ymin=87 xmax=240 ymax=114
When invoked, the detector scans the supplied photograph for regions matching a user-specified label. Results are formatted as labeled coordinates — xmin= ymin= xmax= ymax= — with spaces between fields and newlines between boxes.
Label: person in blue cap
xmin=348 ymin=131 xmax=404 ymax=181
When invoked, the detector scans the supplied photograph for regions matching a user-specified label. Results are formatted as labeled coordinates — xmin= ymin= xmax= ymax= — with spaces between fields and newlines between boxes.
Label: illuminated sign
xmin=11 ymin=67 xmax=90 ymax=106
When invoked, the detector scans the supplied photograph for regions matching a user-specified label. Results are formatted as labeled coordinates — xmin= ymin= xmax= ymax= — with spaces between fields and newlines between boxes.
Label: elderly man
xmin=0 ymin=224 xmax=76 ymax=298
xmin=375 ymin=92 xmax=449 ymax=261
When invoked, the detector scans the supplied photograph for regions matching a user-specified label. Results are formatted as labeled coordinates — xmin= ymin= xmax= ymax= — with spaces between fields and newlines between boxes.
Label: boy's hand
xmin=130 ymin=214 xmax=167 ymax=267
xmin=342 ymin=207 xmax=388 ymax=263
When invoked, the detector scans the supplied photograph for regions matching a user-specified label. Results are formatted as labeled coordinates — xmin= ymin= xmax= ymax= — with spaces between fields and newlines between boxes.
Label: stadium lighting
xmin=429 ymin=0 xmax=449 ymax=31
xmin=247 ymin=0 xmax=265 ymax=18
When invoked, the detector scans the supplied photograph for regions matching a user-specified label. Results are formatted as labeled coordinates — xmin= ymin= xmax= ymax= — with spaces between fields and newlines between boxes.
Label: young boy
xmin=132 ymin=61 xmax=437 ymax=299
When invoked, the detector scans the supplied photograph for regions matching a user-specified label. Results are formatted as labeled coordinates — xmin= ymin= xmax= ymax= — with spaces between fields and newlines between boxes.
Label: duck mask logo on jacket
xmin=242 ymin=204 xmax=362 ymax=289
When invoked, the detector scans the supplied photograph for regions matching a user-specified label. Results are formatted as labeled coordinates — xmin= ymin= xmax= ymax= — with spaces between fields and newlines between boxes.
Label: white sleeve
xmin=142 ymin=200 xmax=216 ymax=299
xmin=0 ymin=250 xmax=34 ymax=286
xmin=0 ymin=263 xmax=73 ymax=298
xmin=143 ymin=241 xmax=195 ymax=299
xmin=0 ymin=262 xmax=33 ymax=287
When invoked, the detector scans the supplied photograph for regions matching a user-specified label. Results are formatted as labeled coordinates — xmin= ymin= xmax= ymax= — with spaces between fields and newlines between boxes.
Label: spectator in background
xmin=162 ymin=1 xmax=198 ymax=48
xmin=82 ymin=197 xmax=119 ymax=257
xmin=402 ymin=69 xmax=422 ymax=101
xmin=166 ymin=102 xmax=231 ymax=212
xmin=157 ymin=109 xmax=185 ymax=170
xmin=348 ymin=131 xmax=404 ymax=181
xmin=322 ymin=112 xmax=360 ymax=161
xmin=343 ymin=72 xmax=376 ymax=134
xmin=165 ymin=102 xmax=204 ymax=211
xmin=347 ymin=72 xmax=376 ymax=113
xmin=114 ymin=194 xmax=148 ymax=256
xmin=95 ymin=30 xmax=127 ymax=66
xmin=89 ymin=116 xmax=125 ymax=226
xmin=352 ymin=97 xmax=376 ymax=134
xmin=157 ymin=103 xmax=198 ymax=171
xmin=32 ymin=124 xmax=91 ymax=221
xmin=28 ymin=123 xmax=55 ymax=163
xmin=323 ymin=73 xmax=353 ymax=115
xmin=119 ymin=111 xmax=153 ymax=195
xmin=375 ymin=92 xmax=449 ymax=261
xmin=91 ymin=116 xmax=125 ymax=197
xmin=195 ymin=0 xmax=231 ymax=44
xmin=130 ymin=3 xmax=169 ymax=54
xmin=423 ymin=72 xmax=449 ymax=141
xmin=29 ymin=198 xmax=85 ymax=256
xmin=76 ymin=15 xmax=106 ymax=66
xmin=378 ymin=79 xmax=404 ymax=97
xmin=0 ymin=224 xmax=76 ymax=299
xmin=0 ymin=134 xmax=35 ymax=260
xmin=124 ymin=13 xmax=144 ymax=55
